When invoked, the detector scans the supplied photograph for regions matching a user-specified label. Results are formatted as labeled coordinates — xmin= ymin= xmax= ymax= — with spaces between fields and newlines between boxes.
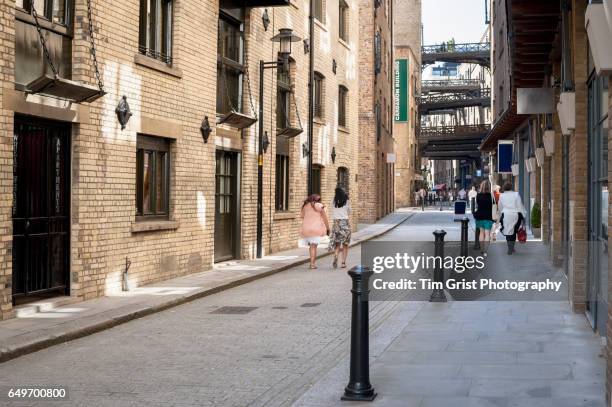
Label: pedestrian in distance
xmin=473 ymin=180 xmax=494 ymax=254
xmin=468 ymin=185 xmax=478 ymax=211
xmin=419 ymin=187 xmax=426 ymax=211
xmin=329 ymin=187 xmax=351 ymax=269
xmin=300 ymin=194 xmax=330 ymax=269
xmin=498 ymin=182 xmax=526 ymax=255
xmin=491 ymin=184 xmax=501 ymax=241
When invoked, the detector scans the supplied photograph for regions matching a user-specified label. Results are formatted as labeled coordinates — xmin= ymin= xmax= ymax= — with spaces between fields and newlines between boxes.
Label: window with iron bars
xmin=139 ymin=0 xmax=173 ymax=64
xmin=338 ymin=86 xmax=348 ymax=127
xmin=314 ymin=72 xmax=325 ymax=118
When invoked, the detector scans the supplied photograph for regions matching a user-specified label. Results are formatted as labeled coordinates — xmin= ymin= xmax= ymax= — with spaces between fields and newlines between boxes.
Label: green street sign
xmin=394 ymin=58 xmax=408 ymax=122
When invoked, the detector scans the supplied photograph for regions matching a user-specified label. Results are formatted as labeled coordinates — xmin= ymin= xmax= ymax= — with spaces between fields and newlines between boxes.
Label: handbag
xmin=491 ymin=192 xmax=499 ymax=221
xmin=517 ymin=226 xmax=527 ymax=243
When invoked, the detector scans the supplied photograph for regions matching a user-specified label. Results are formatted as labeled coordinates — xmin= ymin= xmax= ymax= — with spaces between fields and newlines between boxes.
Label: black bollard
xmin=430 ymin=230 xmax=447 ymax=302
xmin=460 ymin=217 xmax=469 ymax=257
xmin=342 ymin=265 xmax=377 ymax=402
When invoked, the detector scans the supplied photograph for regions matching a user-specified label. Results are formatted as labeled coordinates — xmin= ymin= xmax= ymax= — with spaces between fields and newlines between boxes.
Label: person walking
xmin=329 ymin=187 xmax=351 ymax=268
xmin=300 ymin=194 xmax=330 ymax=269
xmin=473 ymin=180 xmax=494 ymax=254
xmin=468 ymin=185 xmax=478 ymax=211
xmin=498 ymin=182 xmax=526 ymax=255
xmin=491 ymin=184 xmax=501 ymax=241
xmin=419 ymin=187 xmax=426 ymax=211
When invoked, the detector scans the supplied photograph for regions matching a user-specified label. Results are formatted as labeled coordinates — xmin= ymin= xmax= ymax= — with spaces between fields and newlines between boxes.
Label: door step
xmin=14 ymin=296 xmax=83 ymax=318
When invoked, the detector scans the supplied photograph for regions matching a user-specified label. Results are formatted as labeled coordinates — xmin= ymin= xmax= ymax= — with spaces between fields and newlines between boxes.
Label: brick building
xmin=0 ymin=0 xmax=360 ymax=319
xmin=357 ymin=0 xmax=395 ymax=223
xmin=484 ymin=0 xmax=612 ymax=401
xmin=393 ymin=0 xmax=421 ymax=208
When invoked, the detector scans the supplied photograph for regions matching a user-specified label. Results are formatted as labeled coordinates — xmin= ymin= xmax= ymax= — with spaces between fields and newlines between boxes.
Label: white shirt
xmin=331 ymin=199 xmax=351 ymax=220
xmin=498 ymin=191 xmax=526 ymax=214
xmin=468 ymin=189 xmax=477 ymax=199
xmin=458 ymin=189 xmax=466 ymax=199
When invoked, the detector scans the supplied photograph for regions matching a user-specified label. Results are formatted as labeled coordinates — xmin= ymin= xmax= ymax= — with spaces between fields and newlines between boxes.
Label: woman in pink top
xmin=300 ymin=194 xmax=330 ymax=269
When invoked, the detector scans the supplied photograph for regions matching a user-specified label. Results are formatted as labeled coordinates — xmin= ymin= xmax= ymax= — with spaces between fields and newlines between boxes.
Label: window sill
xmin=131 ymin=220 xmax=179 ymax=233
xmin=274 ymin=212 xmax=297 ymax=221
xmin=134 ymin=53 xmax=183 ymax=78
xmin=338 ymin=125 xmax=350 ymax=133
xmin=313 ymin=117 xmax=326 ymax=125
xmin=338 ymin=38 xmax=350 ymax=50
xmin=314 ymin=19 xmax=327 ymax=31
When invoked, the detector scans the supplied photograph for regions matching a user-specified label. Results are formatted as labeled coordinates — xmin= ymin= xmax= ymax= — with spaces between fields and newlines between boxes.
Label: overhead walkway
xmin=418 ymin=88 xmax=491 ymax=115
xmin=421 ymin=79 xmax=482 ymax=93
xmin=421 ymin=42 xmax=490 ymax=67
xmin=418 ymin=124 xmax=490 ymax=160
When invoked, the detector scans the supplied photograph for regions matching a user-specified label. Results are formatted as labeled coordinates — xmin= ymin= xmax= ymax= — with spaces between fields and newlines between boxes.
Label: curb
xmin=0 ymin=212 xmax=415 ymax=364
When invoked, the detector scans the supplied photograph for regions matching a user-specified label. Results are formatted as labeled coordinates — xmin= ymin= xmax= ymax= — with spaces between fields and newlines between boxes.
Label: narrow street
xmin=0 ymin=211 xmax=604 ymax=407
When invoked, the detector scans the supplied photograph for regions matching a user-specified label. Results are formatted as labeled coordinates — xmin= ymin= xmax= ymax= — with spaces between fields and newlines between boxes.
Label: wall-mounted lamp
xmin=331 ymin=146 xmax=337 ymax=163
xmin=332 ymin=59 xmax=337 ymax=74
xmin=115 ymin=95 xmax=132 ymax=130
xmin=262 ymin=9 xmax=270 ymax=31
xmin=262 ymin=131 xmax=270 ymax=153
xmin=303 ymin=39 xmax=310 ymax=54
xmin=200 ymin=116 xmax=212 ymax=143
xmin=302 ymin=142 xmax=309 ymax=158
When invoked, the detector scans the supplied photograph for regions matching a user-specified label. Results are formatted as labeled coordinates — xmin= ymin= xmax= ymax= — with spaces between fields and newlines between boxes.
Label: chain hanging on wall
xmin=26 ymin=0 xmax=105 ymax=103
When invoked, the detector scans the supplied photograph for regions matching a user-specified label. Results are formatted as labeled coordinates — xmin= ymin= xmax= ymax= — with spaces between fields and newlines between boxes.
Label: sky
xmin=421 ymin=0 xmax=489 ymax=45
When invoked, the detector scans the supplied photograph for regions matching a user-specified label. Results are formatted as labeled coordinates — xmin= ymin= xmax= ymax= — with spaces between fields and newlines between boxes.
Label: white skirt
xmin=301 ymin=236 xmax=321 ymax=246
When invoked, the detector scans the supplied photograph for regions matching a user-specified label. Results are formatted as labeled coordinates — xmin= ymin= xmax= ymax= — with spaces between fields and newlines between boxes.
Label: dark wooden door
xmin=215 ymin=150 xmax=238 ymax=262
xmin=13 ymin=117 xmax=70 ymax=303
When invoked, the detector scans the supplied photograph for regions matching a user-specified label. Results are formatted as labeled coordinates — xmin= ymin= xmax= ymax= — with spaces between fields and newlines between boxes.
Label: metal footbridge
xmin=418 ymin=124 xmax=490 ymax=160
xmin=421 ymin=42 xmax=490 ymax=67
xmin=418 ymin=88 xmax=491 ymax=115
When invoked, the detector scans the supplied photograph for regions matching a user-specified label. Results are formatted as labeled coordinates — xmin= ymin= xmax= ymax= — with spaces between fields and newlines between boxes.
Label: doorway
xmin=12 ymin=116 xmax=70 ymax=304
xmin=214 ymin=149 xmax=240 ymax=262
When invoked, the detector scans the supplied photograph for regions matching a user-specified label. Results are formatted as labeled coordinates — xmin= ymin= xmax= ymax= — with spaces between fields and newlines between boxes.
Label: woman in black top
xmin=473 ymin=180 xmax=494 ymax=253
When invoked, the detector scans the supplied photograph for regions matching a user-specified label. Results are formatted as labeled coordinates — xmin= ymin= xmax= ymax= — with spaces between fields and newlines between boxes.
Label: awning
xmin=479 ymin=0 xmax=560 ymax=151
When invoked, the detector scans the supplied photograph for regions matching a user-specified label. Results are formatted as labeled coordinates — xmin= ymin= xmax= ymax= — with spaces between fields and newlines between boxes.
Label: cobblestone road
xmin=0 ymin=212 xmax=433 ymax=407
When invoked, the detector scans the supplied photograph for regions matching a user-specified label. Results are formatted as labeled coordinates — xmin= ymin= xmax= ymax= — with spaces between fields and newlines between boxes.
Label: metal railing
xmin=421 ymin=42 xmax=490 ymax=55
xmin=417 ymin=124 xmax=491 ymax=139
xmin=421 ymin=79 xmax=482 ymax=91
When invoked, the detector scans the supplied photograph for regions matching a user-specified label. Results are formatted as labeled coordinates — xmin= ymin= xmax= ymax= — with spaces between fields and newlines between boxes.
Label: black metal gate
xmin=12 ymin=116 xmax=70 ymax=303
xmin=214 ymin=150 xmax=239 ymax=262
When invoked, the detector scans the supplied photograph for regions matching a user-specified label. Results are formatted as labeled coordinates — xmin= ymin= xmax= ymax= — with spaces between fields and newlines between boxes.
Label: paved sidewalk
xmin=0 ymin=211 xmax=412 ymax=364
xmin=293 ymin=211 xmax=606 ymax=407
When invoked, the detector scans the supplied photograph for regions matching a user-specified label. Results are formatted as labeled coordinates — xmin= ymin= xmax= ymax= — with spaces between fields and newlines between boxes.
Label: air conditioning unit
xmin=586 ymin=2 xmax=612 ymax=75
xmin=557 ymin=91 xmax=575 ymax=135
xmin=543 ymin=130 xmax=555 ymax=156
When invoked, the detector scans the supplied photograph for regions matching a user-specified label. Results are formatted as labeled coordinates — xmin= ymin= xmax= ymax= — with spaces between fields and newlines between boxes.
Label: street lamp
xmin=257 ymin=28 xmax=301 ymax=259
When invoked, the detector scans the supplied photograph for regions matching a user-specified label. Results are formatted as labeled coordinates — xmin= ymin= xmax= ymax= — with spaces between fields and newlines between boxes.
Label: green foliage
xmin=531 ymin=202 xmax=541 ymax=229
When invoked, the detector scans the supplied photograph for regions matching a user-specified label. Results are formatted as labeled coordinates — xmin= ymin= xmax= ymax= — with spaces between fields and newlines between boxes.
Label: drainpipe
xmin=307 ymin=0 xmax=315 ymax=195
xmin=561 ymin=0 xmax=574 ymax=91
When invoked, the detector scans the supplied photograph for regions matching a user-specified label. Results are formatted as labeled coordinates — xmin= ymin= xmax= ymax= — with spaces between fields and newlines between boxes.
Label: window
xmin=217 ymin=10 xmax=245 ymax=114
xmin=339 ymin=0 xmax=349 ymax=42
xmin=375 ymin=102 xmax=381 ymax=141
xmin=314 ymin=0 xmax=324 ymax=22
xmin=314 ymin=72 xmax=325 ymax=118
xmin=19 ymin=0 xmax=69 ymax=25
xmin=312 ymin=165 xmax=322 ymax=196
xmin=136 ymin=135 xmax=171 ymax=220
xmin=337 ymin=167 xmax=349 ymax=194
xmin=338 ymin=86 xmax=348 ymax=127
xmin=277 ymin=60 xmax=293 ymax=129
xmin=139 ymin=0 xmax=173 ymax=64
xmin=374 ymin=31 xmax=382 ymax=74
xmin=275 ymin=154 xmax=290 ymax=211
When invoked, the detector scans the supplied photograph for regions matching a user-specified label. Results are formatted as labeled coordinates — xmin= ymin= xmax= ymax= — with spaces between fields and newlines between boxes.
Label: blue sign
xmin=497 ymin=141 xmax=514 ymax=174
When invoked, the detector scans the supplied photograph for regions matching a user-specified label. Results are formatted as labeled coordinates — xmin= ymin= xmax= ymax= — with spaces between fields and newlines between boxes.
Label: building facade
xmin=358 ymin=0 xmax=395 ymax=223
xmin=393 ymin=0 xmax=421 ymax=208
xmin=0 ymin=0 xmax=360 ymax=320
xmin=485 ymin=0 xmax=612 ymax=401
